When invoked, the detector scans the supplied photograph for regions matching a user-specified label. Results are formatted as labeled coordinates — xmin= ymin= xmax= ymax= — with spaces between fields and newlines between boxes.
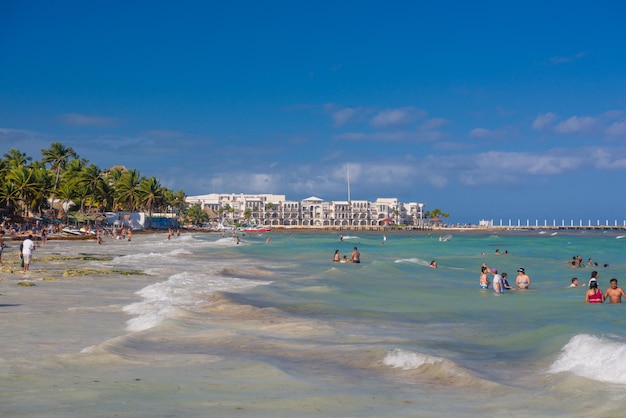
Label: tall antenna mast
xmin=347 ymin=163 xmax=351 ymax=202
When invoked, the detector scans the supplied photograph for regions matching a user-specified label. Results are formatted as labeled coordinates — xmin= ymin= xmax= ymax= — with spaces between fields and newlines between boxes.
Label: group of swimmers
xmin=333 ymin=247 xmax=360 ymax=263
xmin=568 ymin=254 xmax=609 ymax=269
xmin=569 ymin=271 xmax=626 ymax=304
xmin=479 ymin=263 xmax=531 ymax=293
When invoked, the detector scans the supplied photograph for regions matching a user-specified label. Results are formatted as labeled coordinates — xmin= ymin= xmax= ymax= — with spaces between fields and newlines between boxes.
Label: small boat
xmin=438 ymin=234 xmax=452 ymax=242
xmin=244 ymin=226 xmax=272 ymax=233
xmin=62 ymin=227 xmax=82 ymax=236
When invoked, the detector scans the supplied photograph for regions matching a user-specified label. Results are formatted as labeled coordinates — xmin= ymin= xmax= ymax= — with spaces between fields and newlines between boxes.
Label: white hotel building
xmin=185 ymin=193 xmax=426 ymax=228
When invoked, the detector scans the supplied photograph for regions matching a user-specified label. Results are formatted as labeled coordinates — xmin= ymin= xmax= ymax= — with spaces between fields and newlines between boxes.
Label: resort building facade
xmin=185 ymin=193 xmax=426 ymax=228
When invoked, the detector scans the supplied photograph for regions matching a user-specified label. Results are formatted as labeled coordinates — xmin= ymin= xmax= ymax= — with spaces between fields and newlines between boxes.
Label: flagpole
xmin=347 ymin=164 xmax=351 ymax=202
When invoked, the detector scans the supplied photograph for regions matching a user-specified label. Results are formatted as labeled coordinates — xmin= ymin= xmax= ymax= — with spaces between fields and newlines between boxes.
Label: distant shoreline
xmin=4 ymin=224 xmax=625 ymax=242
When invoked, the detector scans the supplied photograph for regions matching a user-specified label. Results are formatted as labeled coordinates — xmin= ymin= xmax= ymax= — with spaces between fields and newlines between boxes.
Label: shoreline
xmin=4 ymin=224 xmax=626 ymax=242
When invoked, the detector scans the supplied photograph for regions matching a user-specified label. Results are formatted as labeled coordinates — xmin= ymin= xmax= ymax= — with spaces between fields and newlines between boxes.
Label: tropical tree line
xmin=423 ymin=208 xmax=450 ymax=220
xmin=0 ymin=142 xmax=186 ymax=222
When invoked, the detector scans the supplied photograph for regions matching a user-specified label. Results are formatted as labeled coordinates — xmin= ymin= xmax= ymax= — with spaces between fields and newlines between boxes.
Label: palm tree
xmin=0 ymin=181 xmax=20 ymax=215
xmin=77 ymin=163 xmax=109 ymax=211
xmin=4 ymin=148 xmax=32 ymax=169
xmin=56 ymin=182 xmax=77 ymax=221
xmin=169 ymin=189 xmax=186 ymax=218
xmin=41 ymin=142 xmax=78 ymax=216
xmin=243 ymin=208 xmax=253 ymax=224
xmin=31 ymin=165 xmax=53 ymax=216
xmin=6 ymin=165 xmax=42 ymax=217
xmin=139 ymin=176 xmax=164 ymax=217
xmin=186 ymin=204 xmax=208 ymax=226
xmin=114 ymin=169 xmax=142 ymax=211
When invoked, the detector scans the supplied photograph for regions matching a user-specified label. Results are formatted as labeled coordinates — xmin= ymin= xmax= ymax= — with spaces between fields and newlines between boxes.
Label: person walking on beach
xmin=604 ymin=279 xmax=626 ymax=303
xmin=21 ymin=234 xmax=35 ymax=272
xmin=0 ymin=230 xmax=5 ymax=265
xmin=515 ymin=268 xmax=531 ymax=289
xmin=350 ymin=247 xmax=360 ymax=263
xmin=585 ymin=281 xmax=604 ymax=304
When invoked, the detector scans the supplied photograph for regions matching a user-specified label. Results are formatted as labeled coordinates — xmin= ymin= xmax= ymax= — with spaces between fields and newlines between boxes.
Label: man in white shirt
xmin=491 ymin=268 xmax=503 ymax=294
xmin=22 ymin=234 xmax=35 ymax=271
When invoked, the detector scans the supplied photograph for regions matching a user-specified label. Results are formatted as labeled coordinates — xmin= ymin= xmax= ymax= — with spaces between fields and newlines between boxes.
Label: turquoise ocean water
xmin=2 ymin=229 xmax=626 ymax=417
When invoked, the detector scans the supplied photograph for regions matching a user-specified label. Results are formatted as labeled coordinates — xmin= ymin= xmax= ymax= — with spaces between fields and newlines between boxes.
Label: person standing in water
xmin=479 ymin=265 xmax=490 ymax=289
xmin=350 ymin=247 xmax=360 ymax=263
xmin=515 ymin=268 xmax=531 ymax=289
xmin=585 ymin=281 xmax=604 ymax=304
xmin=490 ymin=268 xmax=502 ymax=294
xmin=604 ymin=278 xmax=626 ymax=303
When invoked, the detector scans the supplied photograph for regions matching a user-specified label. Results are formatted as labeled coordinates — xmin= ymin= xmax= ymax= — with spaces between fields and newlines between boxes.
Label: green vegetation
xmin=0 ymin=142 xmax=187 ymax=222
xmin=63 ymin=268 xmax=146 ymax=277
xmin=423 ymin=208 xmax=450 ymax=221
xmin=186 ymin=204 xmax=209 ymax=226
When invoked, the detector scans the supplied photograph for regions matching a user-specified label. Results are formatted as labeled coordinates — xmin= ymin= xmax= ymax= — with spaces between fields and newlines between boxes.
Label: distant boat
xmin=439 ymin=234 xmax=452 ymax=242
xmin=62 ymin=227 xmax=82 ymax=236
xmin=550 ymin=232 xmax=558 ymax=236
xmin=617 ymin=235 xmax=625 ymax=240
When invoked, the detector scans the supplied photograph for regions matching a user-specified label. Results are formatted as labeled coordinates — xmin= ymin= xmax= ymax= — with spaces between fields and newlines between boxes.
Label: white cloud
xmin=332 ymin=108 xmax=358 ymax=127
xmin=420 ymin=118 xmax=449 ymax=131
xmin=469 ymin=128 xmax=494 ymax=139
xmin=335 ymin=129 xmax=443 ymax=143
xmin=59 ymin=113 xmax=121 ymax=127
xmin=532 ymin=113 xmax=557 ymax=131
xmin=370 ymin=107 xmax=426 ymax=128
xmin=606 ymin=122 xmax=626 ymax=137
xmin=469 ymin=127 xmax=515 ymax=140
xmin=553 ymin=116 xmax=597 ymax=134
xmin=549 ymin=52 xmax=586 ymax=64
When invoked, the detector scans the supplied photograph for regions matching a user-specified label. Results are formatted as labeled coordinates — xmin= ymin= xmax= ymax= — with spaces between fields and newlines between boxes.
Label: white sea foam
xmin=213 ymin=237 xmax=246 ymax=246
xmin=123 ymin=271 xmax=271 ymax=332
xmin=395 ymin=257 xmax=430 ymax=266
xmin=383 ymin=348 xmax=444 ymax=370
xmin=340 ymin=235 xmax=359 ymax=240
xmin=548 ymin=334 xmax=626 ymax=384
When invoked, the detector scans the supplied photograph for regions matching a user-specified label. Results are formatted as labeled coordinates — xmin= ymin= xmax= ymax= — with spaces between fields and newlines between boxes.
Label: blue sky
xmin=1 ymin=1 xmax=625 ymax=224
